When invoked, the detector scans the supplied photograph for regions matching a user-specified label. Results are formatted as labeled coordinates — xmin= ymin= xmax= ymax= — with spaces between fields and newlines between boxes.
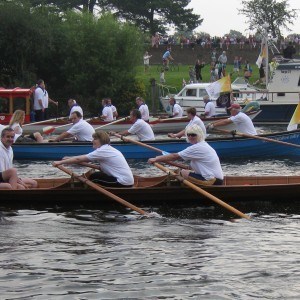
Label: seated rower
xmin=49 ymin=111 xmax=94 ymax=142
xmin=53 ymin=131 xmax=134 ymax=187
xmin=169 ymin=97 xmax=183 ymax=118
xmin=68 ymin=99 xmax=83 ymax=119
xmin=202 ymin=95 xmax=216 ymax=118
xmin=148 ymin=124 xmax=223 ymax=186
xmin=107 ymin=98 xmax=118 ymax=120
xmin=100 ymin=98 xmax=114 ymax=122
xmin=0 ymin=127 xmax=38 ymax=189
xmin=116 ymin=109 xmax=155 ymax=141
xmin=9 ymin=110 xmax=44 ymax=143
xmin=168 ymin=107 xmax=206 ymax=139
xmin=207 ymin=103 xmax=257 ymax=135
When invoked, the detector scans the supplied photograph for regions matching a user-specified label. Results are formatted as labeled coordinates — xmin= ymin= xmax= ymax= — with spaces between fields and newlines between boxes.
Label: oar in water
xmin=153 ymin=162 xmax=250 ymax=220
xmin=43 ymin=118 xmax=93 ymax=135
xmin=94 ymin=116 xmax=129 ymax=131
xmin=54 ymin=164 xmax=148 ymax=216
xmin=112 ymin=133 xmax=189 ymax=170
xmin=212 ymin=128 xmax=300 ymax=149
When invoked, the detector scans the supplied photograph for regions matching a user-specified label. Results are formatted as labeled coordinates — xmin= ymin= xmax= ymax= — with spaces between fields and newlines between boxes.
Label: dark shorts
xmin=0 ymin=172 xmax=4 ymax=183
xmin=16 ymin=133 xmax=37 ymax=143
xmin=188 ymin=172 xmax=223 ymax=186
xmin=89 ymin=172 xmax=133 ymax=188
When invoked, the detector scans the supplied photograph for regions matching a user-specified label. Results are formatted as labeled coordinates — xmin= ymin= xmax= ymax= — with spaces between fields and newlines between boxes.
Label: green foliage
xmin=239 ymin=0 xmax=298 ymax=37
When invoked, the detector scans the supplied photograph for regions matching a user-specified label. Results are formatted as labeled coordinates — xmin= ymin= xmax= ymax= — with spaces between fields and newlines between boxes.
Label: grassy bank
xmin=135 ymin=64 xmax=261 ymax=93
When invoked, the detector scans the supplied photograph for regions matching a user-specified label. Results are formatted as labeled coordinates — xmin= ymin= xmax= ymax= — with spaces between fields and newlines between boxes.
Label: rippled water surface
xmin=1 ymin=152 xmax=300 ymax=298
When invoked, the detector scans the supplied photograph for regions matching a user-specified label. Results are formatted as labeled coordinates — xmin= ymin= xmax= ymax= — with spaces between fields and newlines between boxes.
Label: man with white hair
xmin=207 ymin=103 xmax=257 ymax=135
xmin=149 ymin=124 xmax=223 ymax=186
xmin=203 ymin=95 xmax=216 ymax=117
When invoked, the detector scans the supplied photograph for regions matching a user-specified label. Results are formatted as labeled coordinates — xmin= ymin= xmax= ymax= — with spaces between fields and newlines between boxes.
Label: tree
xmin=104 ymin=0 xmax=202 ymax=34
xmin=239 ymin=0 xmax=298 ymax=37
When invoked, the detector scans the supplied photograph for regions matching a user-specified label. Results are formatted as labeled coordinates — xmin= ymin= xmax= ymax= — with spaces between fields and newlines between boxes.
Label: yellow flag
xmin=287 ymin=103 xmax=300 ymax=131
xmin=205 ymin=75 xmax=231 ymax=98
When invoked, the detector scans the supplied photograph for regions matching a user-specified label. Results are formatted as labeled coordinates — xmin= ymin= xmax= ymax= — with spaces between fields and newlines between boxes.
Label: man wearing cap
xmin=149 ymin=124 xmax=223 ymax=186
xmin=202 ymin=95 xmax=216 ymax=118
xmin=207 ymin=103 xmax=257 ymax=135
xmin=169 ymin=97 xmax=183 ymax=118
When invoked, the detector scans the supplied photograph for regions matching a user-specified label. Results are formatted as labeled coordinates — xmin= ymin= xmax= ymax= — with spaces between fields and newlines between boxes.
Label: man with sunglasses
xmin=149 ymin=124 xmax=223 ymax=186
xmin=168 ymin=107 xmax=206 ymax=139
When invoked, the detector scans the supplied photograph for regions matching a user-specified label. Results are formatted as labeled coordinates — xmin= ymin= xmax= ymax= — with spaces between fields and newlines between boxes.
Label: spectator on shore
xmin=244 ymin=60 xmax=252 ymax=82
xmin=160 ymin=68 xmax=165 ymax=84
xmin=143 ymin=51 xmax=152 ymax=73
xmin=162 ymin=47 xmax=174 ymax=68
xmin=218 ymin=51 xmax=227 ymax=77
xmin=189 ymin=66 xmax=196 ymax=83
xmin=233 ymin=56 xmax=240 ymax=75
xmin=195 ymin=60 xmax=205 ymax=82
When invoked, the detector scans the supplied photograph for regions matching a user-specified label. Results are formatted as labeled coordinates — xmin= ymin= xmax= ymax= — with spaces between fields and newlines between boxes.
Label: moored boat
xmin=1 ymin=175 xmax=300 ymax=207
xmin=12 ymin=129 xmax=300 ymax=160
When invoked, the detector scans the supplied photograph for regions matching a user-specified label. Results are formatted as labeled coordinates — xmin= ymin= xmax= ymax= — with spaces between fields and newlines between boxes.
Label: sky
xmin=187 ymin=0 xmax=300 ymax=37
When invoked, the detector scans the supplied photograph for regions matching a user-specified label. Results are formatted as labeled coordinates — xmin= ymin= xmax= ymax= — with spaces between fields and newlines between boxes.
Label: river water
xmin=1 ymin=156 xmax=300 ymax=299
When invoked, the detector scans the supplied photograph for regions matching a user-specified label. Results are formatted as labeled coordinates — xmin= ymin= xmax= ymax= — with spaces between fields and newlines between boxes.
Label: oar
xmin=94 ymin=116 xmax=129 ymax=131
xmin=23 ymin=116 xmax=67 ymax=127
xmin=213 ymin=128 xmax=300 ymax=149
xmin=153 ymin=162 xmax=250 ymax=220
xmin=112 ymin=133 xmax=189 ymax=169
xmin=43 ymin=118 xmax=93 ymax=135
xmin=158 ymin=116 xmax=189 ymax=122
xmin=54 ymin=164 xmax=148 ymax=215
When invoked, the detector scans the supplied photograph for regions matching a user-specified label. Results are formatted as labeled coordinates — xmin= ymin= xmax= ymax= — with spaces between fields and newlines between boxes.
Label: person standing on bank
xmin=136 ymin=97 xmax=150 ymax=122
xmin=49 ymin=111 xmax=95 ymax=142
xmin=169 ymin=97 xmax=183 ymax=118
xmin=33 ymin=79 xmax=58 ymax=121
xmin=0 ymin=127 xmax=38 ymax=189
xmin=207 ymin=103 xmax=257 ymax=135
xmin=68 ymin=99 xmax=83 ymax=119
xmin=149 ymin=124 xmax=223 ymax=186
xmin=53 ymin=131 xmax=134 ymax=187
xmin=116 ymin=109 xmax=155 ymax=141
xmin=168 ymin=107 xmax=206 ymax=139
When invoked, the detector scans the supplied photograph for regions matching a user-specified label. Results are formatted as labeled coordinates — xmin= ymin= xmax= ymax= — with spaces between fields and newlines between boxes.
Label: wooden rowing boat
xmin=1 ymin=175 xmax=300 ymax=207
xmin=12 ymin=129 xmax=300 ymax=160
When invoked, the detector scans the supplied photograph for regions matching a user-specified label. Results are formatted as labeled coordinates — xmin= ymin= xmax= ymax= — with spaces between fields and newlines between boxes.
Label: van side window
xmin=186 ymin=89 xmax=197 ymax=97
xmin=199 ymin=89 xmax=208 ymax=98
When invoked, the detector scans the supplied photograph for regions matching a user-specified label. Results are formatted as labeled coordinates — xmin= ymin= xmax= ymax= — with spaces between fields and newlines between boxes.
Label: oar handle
xmin=154 ymin=162 xmax=250 ymax=220
xmin=54 ymin=164 xmax=147 ymax=215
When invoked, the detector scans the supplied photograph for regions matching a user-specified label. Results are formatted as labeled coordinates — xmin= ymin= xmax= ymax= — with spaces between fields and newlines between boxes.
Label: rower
xmin=0 ymin=127 xmax=38 ymax=189
xmin=68 ymin=99 xmax=83 ymax=119
xmin=53 ymin=131 xmax=134 ymax=187
xmin=168 ymin=107 xmax=206 ymax=139
xmin=136 ymin=97 xmax=150 ymax=122
xmin=100 ymin=98 xmax=114 ymax=122
xmin=169 ymin=97 xmax=183 ymax=118
xmin=207 ymin=103 xmax=257 ymax=135
xmin=149 ymin=124 xmax=224 ymax=186
xmin=202 ymin=95 xmax=216 ymax=118
xmin=116 ymin=109 xmax=155 ymax=141
xmin=49 ymin=111 xmax=94 ymax=142
xmin=107 ymin=98 xmax=118 ymax=120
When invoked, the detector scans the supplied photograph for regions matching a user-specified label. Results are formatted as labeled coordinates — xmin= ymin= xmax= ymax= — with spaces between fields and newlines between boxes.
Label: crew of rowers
xmin=0 ymin=95 xmax=257 ymax=190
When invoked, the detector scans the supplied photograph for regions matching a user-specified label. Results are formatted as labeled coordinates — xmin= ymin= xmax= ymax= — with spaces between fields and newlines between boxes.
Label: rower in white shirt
xmin=100 ymin=98 xmax=114 ymax=122
xmin=169 ymin=97 xmax=183 ymax=117
xmin=117 ymin=109 xmax=155 ymax=141
xmin=68 ymin=99 xmax=83 ymax=119
xmin=136 ymin=96 xmax=150 ymax=122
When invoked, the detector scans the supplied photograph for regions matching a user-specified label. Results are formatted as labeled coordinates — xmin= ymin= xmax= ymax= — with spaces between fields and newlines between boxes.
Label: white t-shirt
xmin=69 ymin=105 xmax=84 ymax=119
xmin=139 ymin=104 xmax=150 ymax=121
xmin=128 ymin=119 xmax=155 ymax=141
xmin=173 ymin=103 xmax=183 ymax=117
xmin=0 ymin=141 xmax=13 ymax=171
xmin=86 ymin=144 xmax=134 ymax=186
xmin=144 ymin=55 xmax=151 ymax=65
xmin=33 ymin=87 xmax=45 ymax=110
xmin=229 ymin=112 xmax=257 ymax=135
xmin=0 ymin=124 xmax=5 ymax=137
xmin=186 ymin=116 xmax=207 ymax=137
xmin=204 ymin=101 xmax=216 ymax=117
xmin=67 ymin=119 xmax=95 ymax=141
xmin=43 ymin=90 xmax=49 ymax=108
xmin=11 ymin=122 xmax=22 ymax=142
xmin=110 ymin=105 xmax=117 ymax=120
xmin=178 ymin=142 xmax=223 ymax=180
xmin=102 ymin=106 xmax=114 ymax=122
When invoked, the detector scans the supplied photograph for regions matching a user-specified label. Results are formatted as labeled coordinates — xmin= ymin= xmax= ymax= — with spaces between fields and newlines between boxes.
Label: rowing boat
xmin=20 ymin=111 xmax=260 ymax=134
xmin=1 ymin=175 xmax=300 ymax=207
xmin=12 ymin=129 xmax=300 ymax=160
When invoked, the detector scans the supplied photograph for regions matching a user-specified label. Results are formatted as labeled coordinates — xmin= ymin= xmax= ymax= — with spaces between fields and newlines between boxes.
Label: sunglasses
xmin=187 ymin=133 xmax=197 ymax=137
